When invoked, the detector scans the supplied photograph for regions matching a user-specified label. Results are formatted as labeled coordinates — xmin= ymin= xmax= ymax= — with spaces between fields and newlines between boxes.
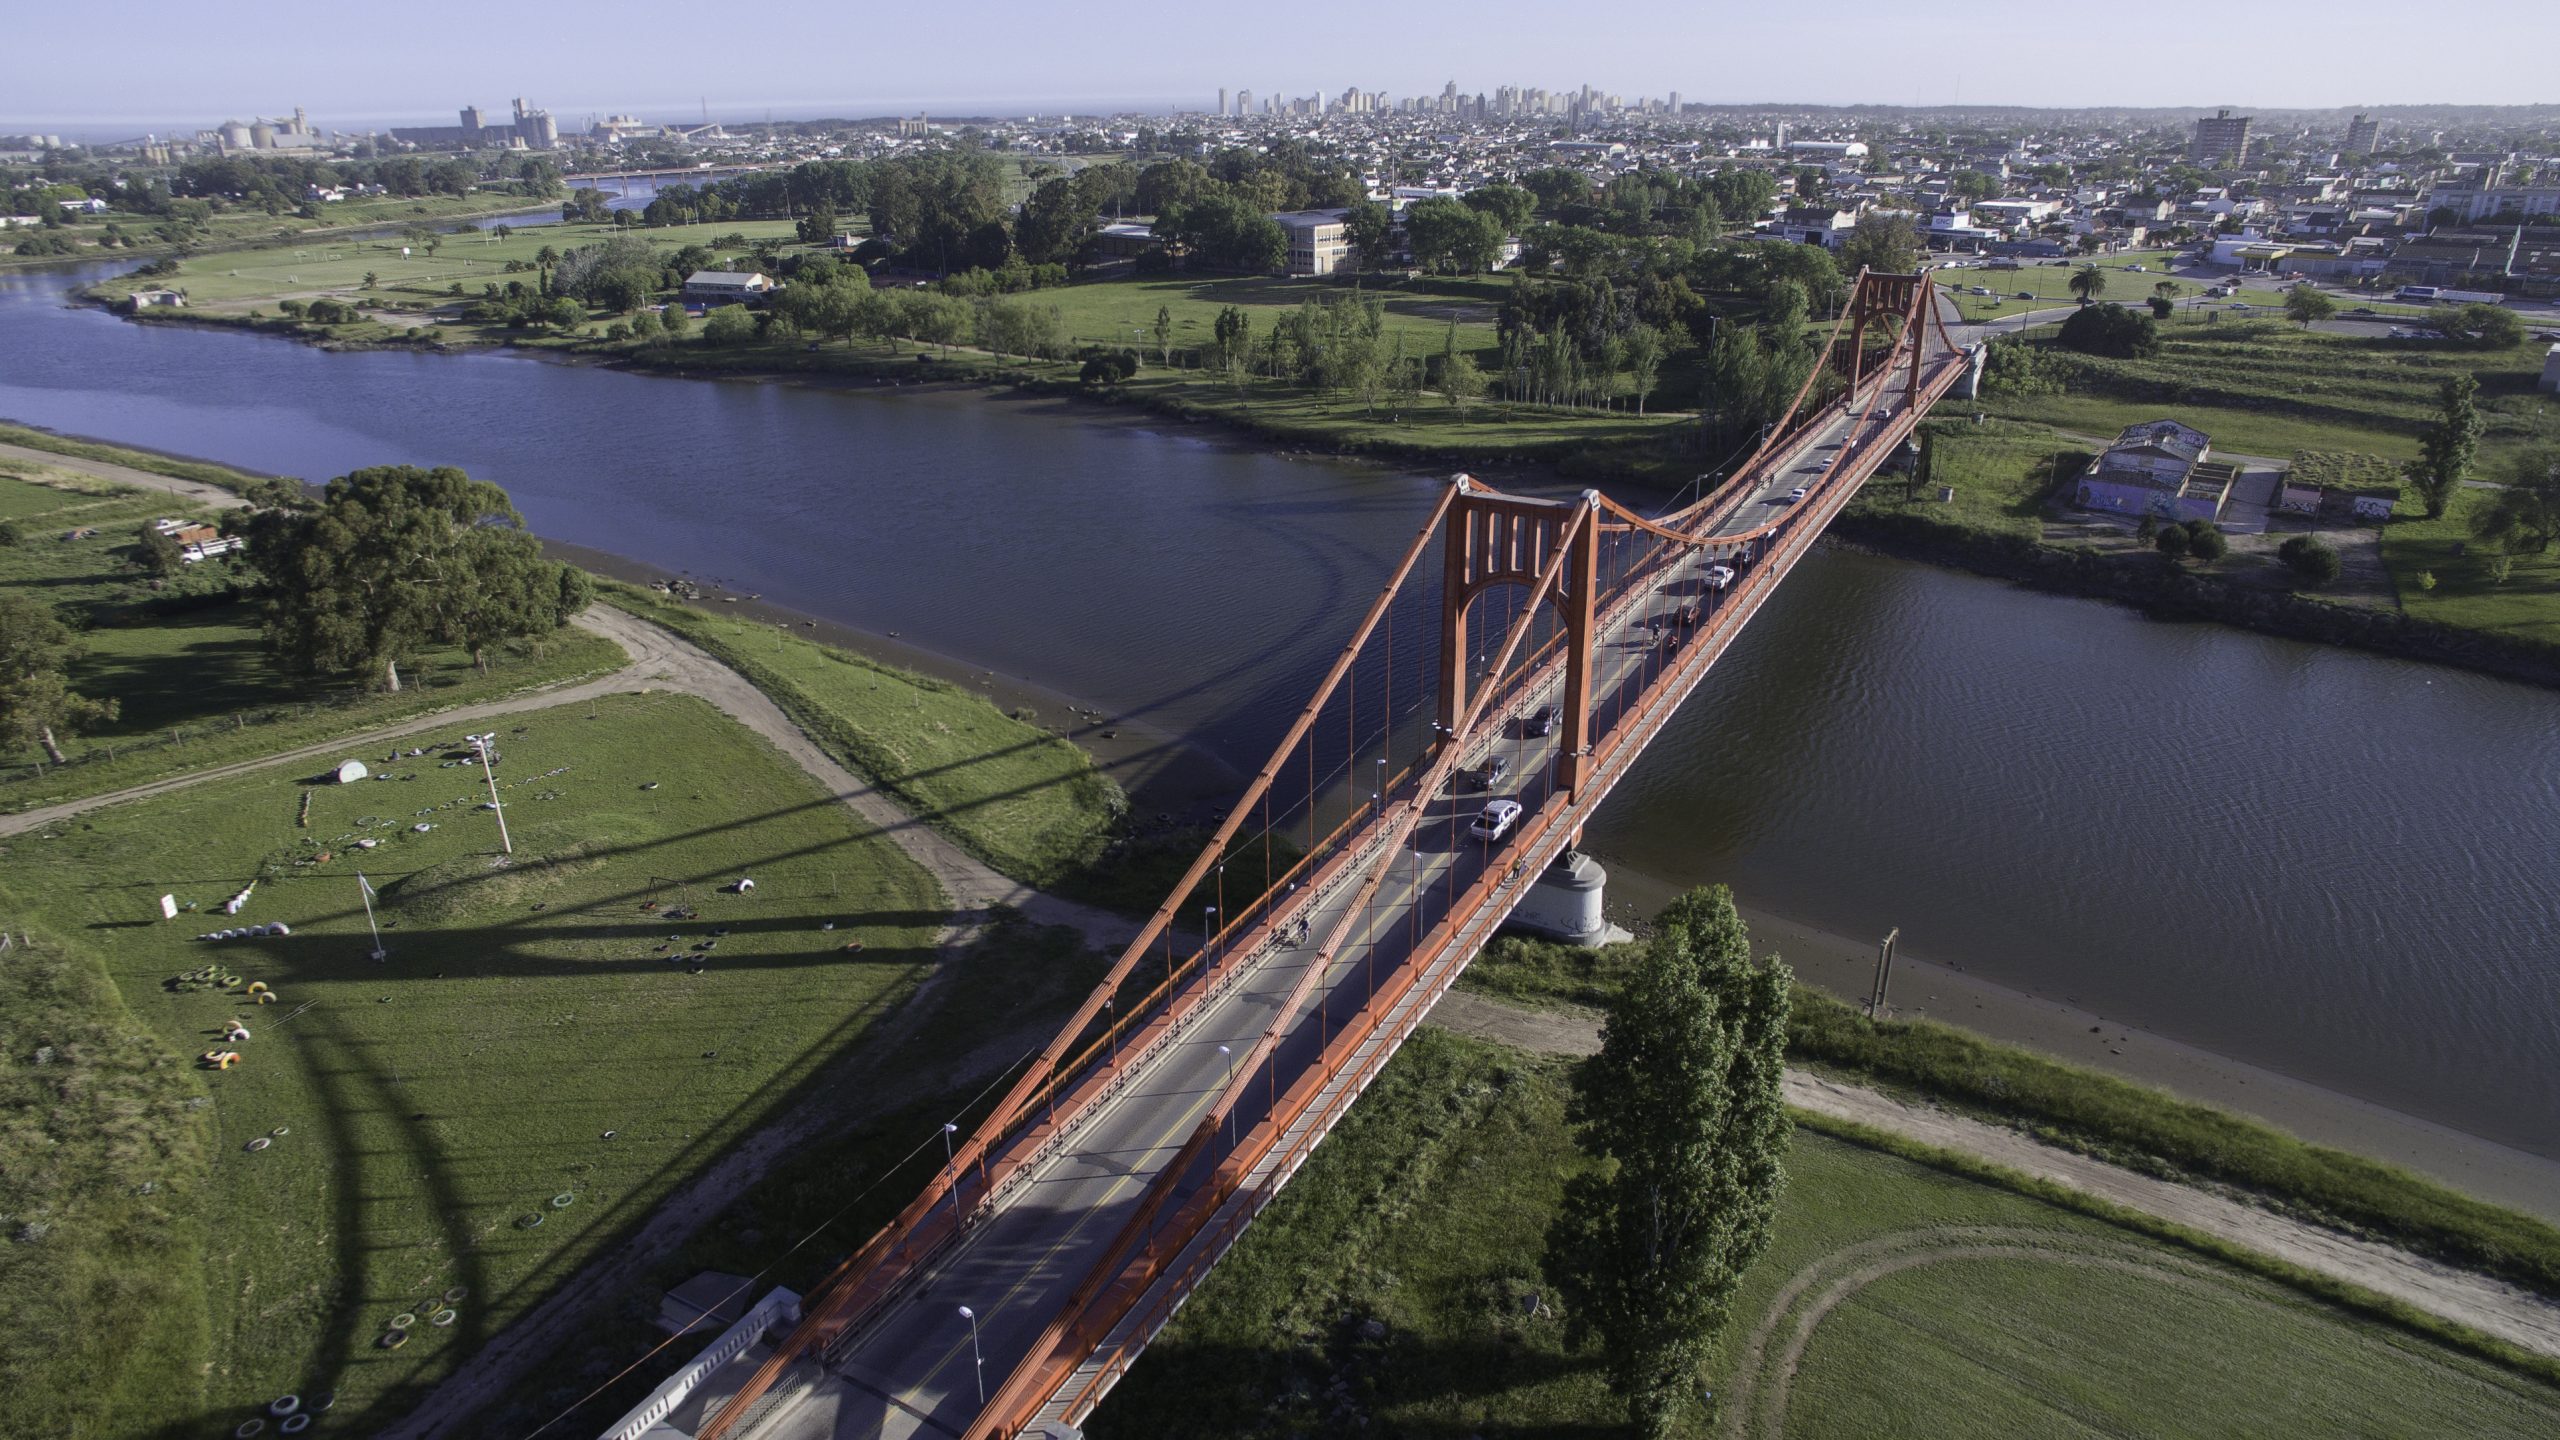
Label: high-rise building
xmin=1667 ymin=91 xmax=1681 ymax=115
xmin=2344 ymin=113 xmax=2380 ymax=155
xmin=1218 ymin=88 xmax=1227 ymax=116
xmin=1235 ymin=89 xmax=1253 ymax=117
xmin=2192 ymin=109 xmax=2254 ymax=165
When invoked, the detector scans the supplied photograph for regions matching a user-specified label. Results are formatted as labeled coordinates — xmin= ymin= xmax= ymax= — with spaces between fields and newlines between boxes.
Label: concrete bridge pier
xmin=1509 ymin=850 xmax=1631 ymax=948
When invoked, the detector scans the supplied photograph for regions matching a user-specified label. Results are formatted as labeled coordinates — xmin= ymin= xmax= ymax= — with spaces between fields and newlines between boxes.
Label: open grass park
xmin=0 ymin=456 xmax=624 ymax=814
xmin=0 ymin=690 xmax=954 ymax=1435
xmin=1088 ymin=1027 xmax=2560 ymax=1439
xmin=599 ymin=584 xmax=1122 ymax=887
xmin=1 ymin=192 xmax=558 ymax=271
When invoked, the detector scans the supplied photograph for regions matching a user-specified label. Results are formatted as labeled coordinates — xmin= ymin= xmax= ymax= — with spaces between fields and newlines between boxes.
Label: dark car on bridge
xmin=1522 ymin=704 xmax=1556 ymax=738
xmin=1453 ymin=753 xmax=1511 ymax=792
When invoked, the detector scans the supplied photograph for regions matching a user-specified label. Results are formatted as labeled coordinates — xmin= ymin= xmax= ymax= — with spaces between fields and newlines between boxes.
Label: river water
xmin=2 ymin=258 xmax=2554 ymax=1154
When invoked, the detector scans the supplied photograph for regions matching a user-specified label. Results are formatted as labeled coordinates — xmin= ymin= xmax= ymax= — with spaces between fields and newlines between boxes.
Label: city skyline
xmin=6 ymin=0 xmax=2555 ymax=128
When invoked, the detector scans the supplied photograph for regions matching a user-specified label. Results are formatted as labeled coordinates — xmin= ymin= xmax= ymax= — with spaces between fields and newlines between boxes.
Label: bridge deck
xmin=677 ymin=280 xmax=1978 ymax=1440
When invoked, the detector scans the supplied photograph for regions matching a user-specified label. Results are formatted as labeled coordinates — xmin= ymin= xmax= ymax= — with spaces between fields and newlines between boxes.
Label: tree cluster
xmin=245 ymin=467 xmax=591 ymax=692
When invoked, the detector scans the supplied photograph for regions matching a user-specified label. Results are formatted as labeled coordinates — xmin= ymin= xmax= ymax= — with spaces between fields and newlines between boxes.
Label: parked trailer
xmin=2396 ymin=285 xmax=2507 ymax=305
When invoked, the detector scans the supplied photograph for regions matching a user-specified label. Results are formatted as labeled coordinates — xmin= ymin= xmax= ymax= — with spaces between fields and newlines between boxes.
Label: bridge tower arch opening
xmin=1437 ymin=481 xmax=1605 ymax=801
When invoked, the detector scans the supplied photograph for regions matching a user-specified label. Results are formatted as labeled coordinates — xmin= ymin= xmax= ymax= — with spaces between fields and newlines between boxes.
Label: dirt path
xmin=0 ymin=603 xmax=1138 ymax=948
xmin=0 ymin=439 xmax=252 ymax=510
xmin=1424 ymin=989 xmax=2560 ymax=1362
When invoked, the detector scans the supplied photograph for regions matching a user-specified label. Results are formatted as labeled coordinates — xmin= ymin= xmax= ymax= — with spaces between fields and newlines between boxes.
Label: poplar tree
xmin=1547 ymin=885 xmax=1792 ymax=1438
xmin=2407 ymin=374 xmax=2483 ymax=520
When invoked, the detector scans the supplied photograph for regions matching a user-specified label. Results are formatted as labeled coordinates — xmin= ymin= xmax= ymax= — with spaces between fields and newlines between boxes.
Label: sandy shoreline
xmin=1598 ymin=863 xmax=2560 ymax=1222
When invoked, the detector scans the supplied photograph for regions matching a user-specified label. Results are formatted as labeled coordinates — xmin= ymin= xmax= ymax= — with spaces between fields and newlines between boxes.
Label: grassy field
xmin=599 ymin=584 xmax=1121 ymax=886
xmin=1089 ymin=1027 xmax=2560 ymax=1438
xmin=1039 ymin=273 xmax=1507 ymax=362
xmin=1978 ymin=318 xmax=2557 ymax=465
xmin=85 ymin=217 xmax=805 ymax=319
xmin=2379 ymin=485 xmax=2560 ymax=645
xmin=0 ymin=691 xmax=949 ymax=1434
xmin=0 ymin=460 xmax=624 ymax=813
xmin=1845 ymin=420 xmax=2082 ymax=542
xmin=2 ymin=193 xmax=557 ymax=270
xmin=0 ymin=419 xmax=285 ymax=500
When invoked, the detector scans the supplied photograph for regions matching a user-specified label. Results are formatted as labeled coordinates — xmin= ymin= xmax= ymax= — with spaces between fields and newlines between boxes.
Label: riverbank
xmin=1831 ymin=507 xmax=2560 ymax=693
xmin=2 ymin=193 xmax=562 ymax=272
xmin=542 ymin=538 xmax=1243 ymax=822
xmin=1595 ymin=862 xmax=2560 ymax=1222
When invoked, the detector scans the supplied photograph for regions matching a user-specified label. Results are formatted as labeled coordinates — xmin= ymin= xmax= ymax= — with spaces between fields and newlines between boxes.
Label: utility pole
xmin=1867 ymin=926 xmax=1900 ymax=1018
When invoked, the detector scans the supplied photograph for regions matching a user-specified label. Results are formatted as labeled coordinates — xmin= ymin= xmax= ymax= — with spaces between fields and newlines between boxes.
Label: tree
xmin=1404 ymin=197 xmax=1503 ymax=274
xmin=246 ymin=466 xmax=590 ymax=691
xmin=2056 ymin=303 xmax=2158 ymax=358
xmin=701 ymin=304 xmax=758 ymax=346
xmin=1546 ymin=886 xmax=1791 ymax=1439
xmin=2278 ymin=534 xmax=2343 ymax=586
xmin=2154 ymin=522 xmax=2191 ymax=560
xmin=134 ymin=522 xmax=185 ymax=576
xmin=1461 ymin=183 xmax=1538 ymax=234
xmin=2406 ymin=374 xmax=2483 ymax=520
xmin=2429 ymin=302 xmax=2522 ymax=349
xmin=794 ymin=203 xmax=839 ymax=246
xmin=1340 ymin=200 xmax=1393 ymax=273
xmin=2148 ymin=296 xmax=2174 ymax=319
xmin=0 ymin=592 xmax=119 ymax=764
xmin=2472 ymin=444 xmax=2560 ymax=554
xmin=1621 ymin=324 xmax=1666 ymax=415
xmin=2283 ymin=286 xmax=2337 ymax=328
xmin=2152 ymin=280 xmax=2182 ymax=303
xmin=1152 ymin=305 xmax=1174 ymax=366
xmin=2183 ymin=519 xmax=2228 ymax=562
xmin=2068 ymin=264 xmax=2108 ymax=305
xmin=1441 ymin=350 xmax=1486 ymax=418
xmin=1836 ymin=212 xmax=1919 ymax=277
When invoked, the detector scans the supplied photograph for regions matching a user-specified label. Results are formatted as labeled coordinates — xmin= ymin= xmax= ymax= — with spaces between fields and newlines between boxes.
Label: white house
xmin=58 ymin=196 xmax=108 ymax=215
xmin=679 ymin=270 xmax=774 ymax=305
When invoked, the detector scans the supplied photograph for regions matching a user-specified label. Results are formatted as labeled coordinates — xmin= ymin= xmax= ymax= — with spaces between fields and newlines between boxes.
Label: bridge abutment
xmin=1509 ymin=849 xmax=1625 ymax=948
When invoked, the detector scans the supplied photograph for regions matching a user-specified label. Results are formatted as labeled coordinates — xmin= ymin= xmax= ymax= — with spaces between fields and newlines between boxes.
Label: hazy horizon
xmin=6 ymin=0 xmax=2555 ymax=134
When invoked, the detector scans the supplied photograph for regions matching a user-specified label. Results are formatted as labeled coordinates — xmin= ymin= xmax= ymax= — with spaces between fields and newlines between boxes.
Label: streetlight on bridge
xmin=957 ymin=1304 xmax=984 ymax=1405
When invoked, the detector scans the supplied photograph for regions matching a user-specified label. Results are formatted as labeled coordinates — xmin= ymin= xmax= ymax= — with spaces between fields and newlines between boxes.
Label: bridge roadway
xmin=701 ymin=330 xmax=1974 ymax=1440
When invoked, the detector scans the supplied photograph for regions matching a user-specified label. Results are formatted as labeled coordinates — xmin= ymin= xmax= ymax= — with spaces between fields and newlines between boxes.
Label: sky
xmin=6 ymin=0 xmax=2554 ymax=134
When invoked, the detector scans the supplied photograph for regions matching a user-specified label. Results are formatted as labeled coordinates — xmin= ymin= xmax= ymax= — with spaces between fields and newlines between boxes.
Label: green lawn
xmin=1978 ymin=319 xmax=2559 ymax=463
xmin=600 ymin=584 xmax=1122 ymax=886
xmin=0 ymin=692 xmax=947 ymax=1434
xmin=2 ymin=192 xmax=557 ymax=270
xmin=1039 ymin=273 xmax=1507 ymax=362
xmin=1846 ymin=420 xmax=2081 ymax=542
xmin=2381 ymin=486 xmax=2560 ymax=645
xmin=0 ymin=460 xmax=624 ymax=813
xmin=86 ymin=218 xmax=805 ymax=315
xmin=1088 ymin=1027 xmax=2560 ymax=1438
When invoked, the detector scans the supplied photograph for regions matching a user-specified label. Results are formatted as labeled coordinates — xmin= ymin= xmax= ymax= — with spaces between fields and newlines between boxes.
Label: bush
xmin=2278 ymin=534 xmax=2343 ymax=587
xmin=2183 ymin=519 xmax=2228 ymax=562
xmin=2154 ymin=522 xmax=2190 ymax=559
xmin=2148 ymin=296 xmax=2174 ymax=319
xmin=2057 ymin=303 xmax=2161 ymax=359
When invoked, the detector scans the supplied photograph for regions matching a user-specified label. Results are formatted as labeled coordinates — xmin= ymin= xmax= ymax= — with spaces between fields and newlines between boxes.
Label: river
xmin=2 ymin=256 xmax=2554 ymax=1161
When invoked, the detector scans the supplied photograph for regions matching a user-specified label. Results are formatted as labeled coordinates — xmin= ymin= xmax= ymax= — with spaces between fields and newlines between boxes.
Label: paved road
xmin=1425 ymin=990 xmax=2560 ymax=1363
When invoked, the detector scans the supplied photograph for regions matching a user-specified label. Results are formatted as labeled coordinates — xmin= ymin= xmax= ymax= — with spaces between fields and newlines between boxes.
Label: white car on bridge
xmin=1702 ymin=563 xmax=1736 ymax=591
xmin=1469 ymin=799 xmax=1523 ymax=842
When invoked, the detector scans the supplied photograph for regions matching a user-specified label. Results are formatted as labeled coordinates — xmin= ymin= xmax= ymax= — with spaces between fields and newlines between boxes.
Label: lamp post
xmin=469 ymin=732 xmax=512 ymax=855
xmin=1202 ymin=903 xmax=1217 ymax=978
xmin=940 ymin=1121 xmax=961 ymax=1222
xmin=957 ymin=1304 xmax=984 ymax=1406
xmin=1217 ymin=1043 xmax=1235 ymax=1145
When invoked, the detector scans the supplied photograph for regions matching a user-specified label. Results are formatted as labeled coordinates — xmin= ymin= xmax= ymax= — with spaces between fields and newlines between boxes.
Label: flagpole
xmin=359 ymin=872 xmax=388 ymax=961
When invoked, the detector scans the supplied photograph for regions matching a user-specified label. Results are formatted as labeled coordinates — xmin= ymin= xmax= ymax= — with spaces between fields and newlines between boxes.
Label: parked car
xmin=1522 ymin=704 xmax=1555 ymax=738
xmin=1469 ymin=799 xmax=1524 ymax=842
xmin=2016 ymin=291 xmax=2034 ymax=300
